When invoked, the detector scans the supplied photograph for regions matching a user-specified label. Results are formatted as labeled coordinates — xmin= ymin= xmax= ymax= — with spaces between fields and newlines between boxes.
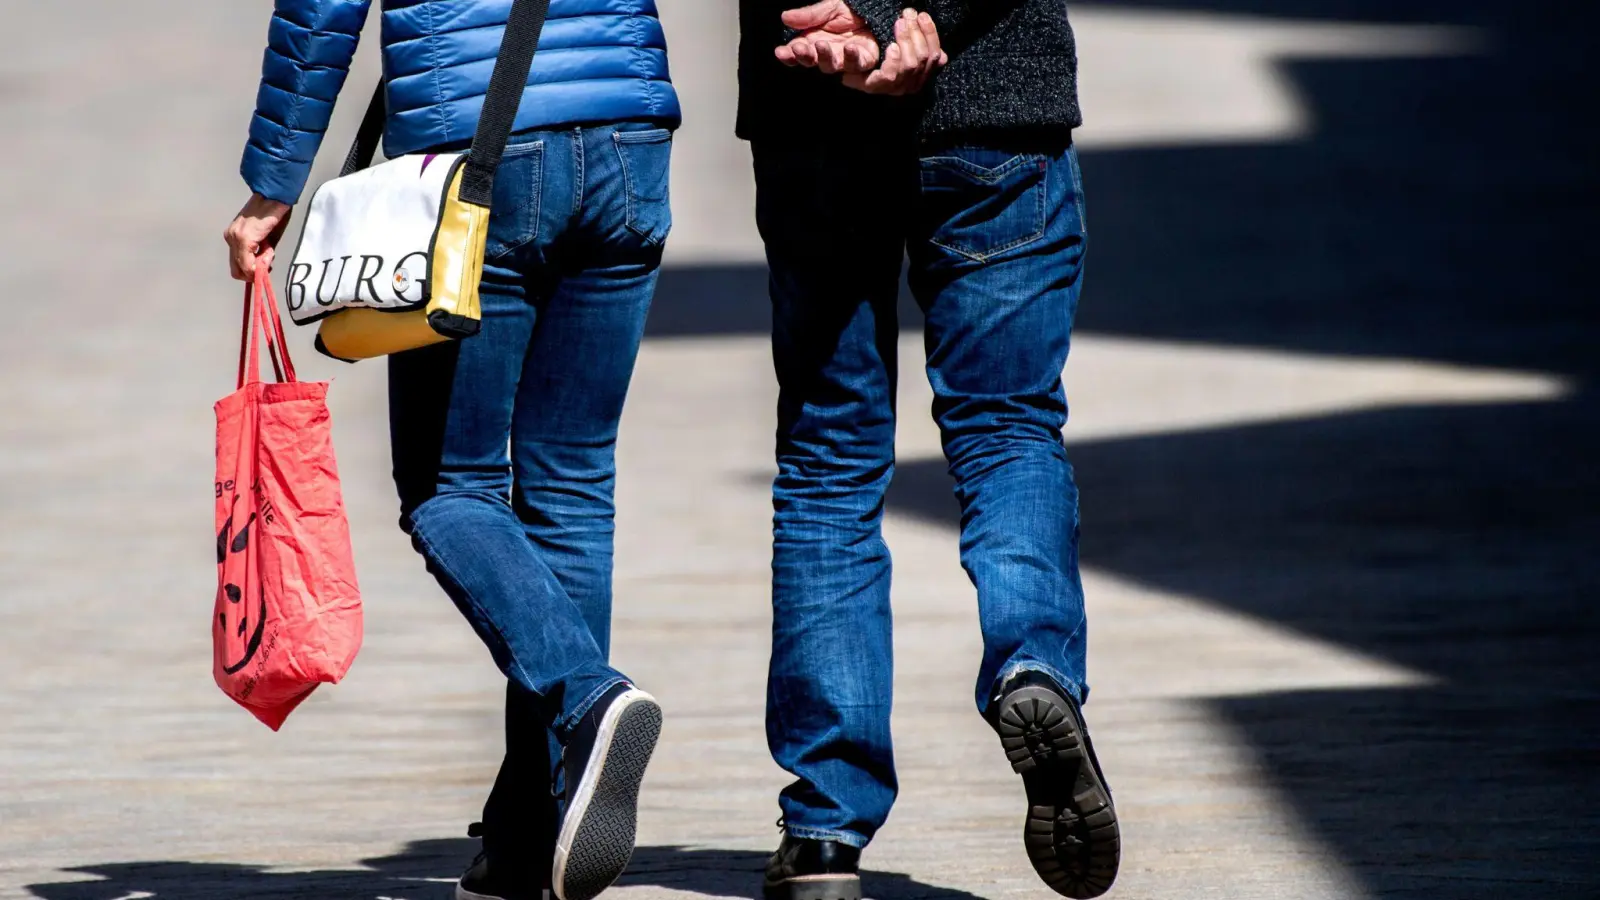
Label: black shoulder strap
xmin=459 ymin=0 xmax=552 ymax=206
xmin=340 ymin=81 xmax=387 ymax=178
xmin=339 ymin=0 xmax=552 ymax=204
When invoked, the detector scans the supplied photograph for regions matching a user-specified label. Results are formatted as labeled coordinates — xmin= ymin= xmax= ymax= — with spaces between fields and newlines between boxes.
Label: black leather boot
xmin=763 ymin=834 xmax=862 ymax=900
xmin=992 ymin=670 xmax=1121 ymax=898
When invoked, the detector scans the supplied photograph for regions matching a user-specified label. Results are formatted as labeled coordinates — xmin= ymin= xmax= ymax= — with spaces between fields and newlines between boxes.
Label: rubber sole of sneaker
xmin=552 ymin=691 xmax=663 ymax=900
xmin=997 ymin=685 xmax=1121 ymax=899
xmin=762 ymin=874 xmax=863 ymax=900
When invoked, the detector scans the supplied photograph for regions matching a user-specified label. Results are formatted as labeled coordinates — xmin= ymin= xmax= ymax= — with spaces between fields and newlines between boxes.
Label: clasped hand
xmin=776 ymin=2 xmax=947 ymax=96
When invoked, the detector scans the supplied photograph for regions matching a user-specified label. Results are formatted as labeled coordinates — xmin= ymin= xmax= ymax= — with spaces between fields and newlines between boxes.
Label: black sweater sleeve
xmin=933 ymin=1 xmax=1031 ymax=47
xmin=841 ymin=0 xmax=907 ymax=59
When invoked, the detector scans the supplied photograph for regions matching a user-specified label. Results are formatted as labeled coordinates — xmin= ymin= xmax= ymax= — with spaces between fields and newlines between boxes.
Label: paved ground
xmin=1 ymin=2 xmax=1597 ymax=899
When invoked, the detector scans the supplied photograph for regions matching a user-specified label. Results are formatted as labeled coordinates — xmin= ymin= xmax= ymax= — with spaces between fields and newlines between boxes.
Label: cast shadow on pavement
xmin=26 ymin=841 xmax=986 ymax=900
xmin=889 ymin=396 xmax=1600 ymax=897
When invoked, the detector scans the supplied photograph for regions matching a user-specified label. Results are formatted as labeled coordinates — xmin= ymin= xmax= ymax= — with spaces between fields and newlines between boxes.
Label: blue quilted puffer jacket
xmin=241 ymin=0 xmax=680 ymax=204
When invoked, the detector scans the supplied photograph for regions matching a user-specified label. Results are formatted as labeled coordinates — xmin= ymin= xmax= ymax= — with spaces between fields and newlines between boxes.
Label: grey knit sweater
xmin=736 ymin=0 xmax=1082 ymax=142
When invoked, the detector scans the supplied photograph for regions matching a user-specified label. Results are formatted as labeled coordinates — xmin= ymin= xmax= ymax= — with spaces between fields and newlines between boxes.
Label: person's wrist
xmin=248 ymin=194 xmax=291 ymax=217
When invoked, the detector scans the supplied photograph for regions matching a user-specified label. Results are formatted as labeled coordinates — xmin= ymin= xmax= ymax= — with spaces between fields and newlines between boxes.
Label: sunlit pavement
xmin=2 ymin=3 xmax=1595 ymax=899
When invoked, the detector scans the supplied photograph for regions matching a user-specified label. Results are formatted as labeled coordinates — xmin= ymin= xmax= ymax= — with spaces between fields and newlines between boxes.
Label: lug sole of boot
xmin=997 ymin=686 xmax=1121 ymax=899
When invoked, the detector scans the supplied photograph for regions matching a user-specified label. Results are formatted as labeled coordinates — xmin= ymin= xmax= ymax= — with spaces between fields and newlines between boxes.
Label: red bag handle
xmin=238 ymin=265 xmax=298 ymax=388
xmin=260 ymin=269 xmax=298 ymax=383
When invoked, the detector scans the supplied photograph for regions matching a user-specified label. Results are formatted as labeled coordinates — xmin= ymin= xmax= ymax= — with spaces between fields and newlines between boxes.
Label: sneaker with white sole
xmin=551 ymin=683 xmax=663 ymax=900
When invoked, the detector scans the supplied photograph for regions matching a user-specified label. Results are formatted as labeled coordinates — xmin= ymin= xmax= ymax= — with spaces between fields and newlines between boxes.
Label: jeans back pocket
xmin=920 ymin=151 xmax=1047 ymax=262
xmin=486 ymin=140 xmax=543 ymax=260
xmin=613 ymin=128 xmax=673 ymax=246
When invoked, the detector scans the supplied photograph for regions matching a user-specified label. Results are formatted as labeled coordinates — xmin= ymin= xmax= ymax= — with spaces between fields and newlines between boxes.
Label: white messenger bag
xmin=289 ymin=150 xmax=463 ymax=317
xmin=286 ymin=0 xmax=551 ymax=361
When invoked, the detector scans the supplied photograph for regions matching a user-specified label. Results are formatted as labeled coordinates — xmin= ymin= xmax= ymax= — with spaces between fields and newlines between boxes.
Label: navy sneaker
xmin=551 ymin=683 xmax=663 ymax=900
xmin=992 ymin=671 xmax=1120 ymax=898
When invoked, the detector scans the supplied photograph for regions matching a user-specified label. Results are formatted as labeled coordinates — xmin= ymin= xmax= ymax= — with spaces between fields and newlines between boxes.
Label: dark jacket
xmin=737 ymin=0 xmax=1081 ymax=143
xmin=243 ymin=0 xmax=680 ymax=204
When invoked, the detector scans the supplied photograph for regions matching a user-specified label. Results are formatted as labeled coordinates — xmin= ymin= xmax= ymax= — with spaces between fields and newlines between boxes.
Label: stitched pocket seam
xmin=486 ymin=141 xmax=544 ymax=261
xmin=927 ymin=158 xmax=1048 ymax=262
xmin=613 ymin=130 xmax=672 ymax=244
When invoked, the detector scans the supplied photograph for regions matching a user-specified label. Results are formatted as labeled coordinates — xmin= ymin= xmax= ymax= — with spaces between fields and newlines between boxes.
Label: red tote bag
xmin=213 ymin=267 xmax=362 ymax=730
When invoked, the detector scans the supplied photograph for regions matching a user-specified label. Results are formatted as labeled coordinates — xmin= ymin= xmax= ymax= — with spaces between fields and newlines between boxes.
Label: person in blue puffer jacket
xmin=222 ymin=4 xmax=680 ymax=900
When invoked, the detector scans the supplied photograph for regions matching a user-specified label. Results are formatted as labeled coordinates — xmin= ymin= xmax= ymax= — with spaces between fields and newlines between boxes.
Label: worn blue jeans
xmin=389 ymin=122 xmax=672 ymax=870
xmin=753 ymin=136 xmax=1089 ymax=848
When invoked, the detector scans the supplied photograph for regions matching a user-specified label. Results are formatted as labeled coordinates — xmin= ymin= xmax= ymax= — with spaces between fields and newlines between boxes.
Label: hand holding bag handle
xmin=310 ymin=0 xmax=552 ymax=361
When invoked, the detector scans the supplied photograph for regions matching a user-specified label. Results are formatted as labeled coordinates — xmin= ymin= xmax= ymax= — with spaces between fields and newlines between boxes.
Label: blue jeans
xmin=753 ymin=136 xmax=1089 ymax=847
xmin=389 ymin=122 xmax=672 ymax=870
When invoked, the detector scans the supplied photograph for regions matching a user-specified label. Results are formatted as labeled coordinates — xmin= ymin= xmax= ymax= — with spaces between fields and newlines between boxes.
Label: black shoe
xmin=992 ymin=671 xmax=1121 ymax=898
xmin=457 ymin=823 xmax=550 ymax=900
xmin=551 ymin=682 xmax=663 ymax=900
xmin=763 ymin=834 xmax=862 ymax=900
